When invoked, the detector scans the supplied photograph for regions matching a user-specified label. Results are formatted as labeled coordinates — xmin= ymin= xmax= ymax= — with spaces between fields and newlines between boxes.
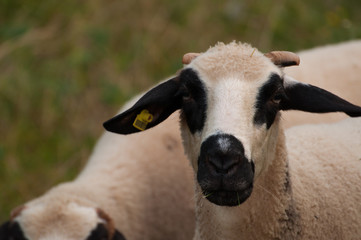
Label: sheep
xmin=0 ymin=96 xmax=195 ymax=240
xmin=103 ymin=41 xmax=361 ymax=239
xmin=283 ymin=40 xmax=361 ymax=128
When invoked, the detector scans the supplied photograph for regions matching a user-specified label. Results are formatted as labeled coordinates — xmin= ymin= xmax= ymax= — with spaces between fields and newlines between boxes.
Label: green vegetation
xmin=1 ymin=0 xmax=361 ymax=220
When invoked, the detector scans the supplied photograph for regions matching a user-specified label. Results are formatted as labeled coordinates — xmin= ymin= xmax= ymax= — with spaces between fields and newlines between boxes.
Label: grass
xmin=1 ymin=0 xmax=361 ymax=221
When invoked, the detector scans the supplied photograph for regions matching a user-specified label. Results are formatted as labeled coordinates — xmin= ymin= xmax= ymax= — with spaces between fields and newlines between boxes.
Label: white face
xmin=15 ymin=203 xmax=101 ymax=240
xmin=4 ymin=202 xmax=124 ymax=240
xmin=179 ymin=43 xmax=284 ymax=206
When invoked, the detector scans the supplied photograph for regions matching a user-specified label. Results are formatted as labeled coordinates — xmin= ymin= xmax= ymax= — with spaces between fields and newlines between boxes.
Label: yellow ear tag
xmin=133 ymin=109 xmax=153 ymax=131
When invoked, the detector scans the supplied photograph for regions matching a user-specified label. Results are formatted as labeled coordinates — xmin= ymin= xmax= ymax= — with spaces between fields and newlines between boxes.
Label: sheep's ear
xmin=0 ymin=221 xmax=11 ymax=239
xmin=103 ymin=77 xmax=182 ymax=134
xmin=280 ymin=76 xmax=361 ymax=117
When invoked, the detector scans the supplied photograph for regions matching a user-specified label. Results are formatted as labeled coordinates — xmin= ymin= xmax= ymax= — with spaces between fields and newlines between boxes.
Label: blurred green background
xmin=1 ymin=0 xmax=361 ymax=220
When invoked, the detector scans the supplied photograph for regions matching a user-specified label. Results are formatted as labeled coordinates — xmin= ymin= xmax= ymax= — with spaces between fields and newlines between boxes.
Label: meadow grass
xmin=1 ymin=0 xmax=361 ymax=220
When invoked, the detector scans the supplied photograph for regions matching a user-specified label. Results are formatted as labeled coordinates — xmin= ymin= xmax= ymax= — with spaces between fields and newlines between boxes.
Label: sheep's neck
xmin=194 ymin=127 xmax=299 ymax=240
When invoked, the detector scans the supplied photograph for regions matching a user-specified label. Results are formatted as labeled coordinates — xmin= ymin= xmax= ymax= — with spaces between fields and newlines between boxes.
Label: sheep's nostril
xmin=223 ymin=157 xmax=240 ymax=171
xmin=207 ymin=156 xmax=221 ymax=171
xmin=207 ymin=155 xmax=240 ymax=174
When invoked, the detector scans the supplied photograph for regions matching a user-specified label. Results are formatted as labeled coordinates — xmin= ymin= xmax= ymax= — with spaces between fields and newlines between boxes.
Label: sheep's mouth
xmin=203 ymin=184 xmax=253 ymax=207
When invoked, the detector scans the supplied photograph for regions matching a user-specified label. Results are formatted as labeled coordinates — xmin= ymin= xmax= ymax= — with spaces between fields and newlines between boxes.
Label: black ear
xmin=0 ymin=221 xmax=12 ymax=240
xmin=280 ymin=76 xmax=361 ymax=117
xmin=103 ymin=77 xmax=182 ymax=134
xmin=112 ymin=230 xmax=126 ymax=240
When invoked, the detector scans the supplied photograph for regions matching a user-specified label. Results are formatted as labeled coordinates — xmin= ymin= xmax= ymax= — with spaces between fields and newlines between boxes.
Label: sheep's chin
xmin=203 ymin=184 xmax=253 ymax=207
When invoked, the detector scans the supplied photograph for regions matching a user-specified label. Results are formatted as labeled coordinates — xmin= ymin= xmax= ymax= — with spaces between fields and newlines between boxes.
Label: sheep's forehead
xmin=184 ymin=42 xmax=282 ymax=156
xmin=16 ymin=202 xmax=100 ymax=240
xmin=203 ymin=78 xmax=262 ymax=158
xmin=190 ymin=42 xmax=279 ymax=84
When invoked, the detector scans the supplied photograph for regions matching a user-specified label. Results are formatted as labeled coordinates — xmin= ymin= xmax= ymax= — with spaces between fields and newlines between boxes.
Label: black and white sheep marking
xmin=104 ymin=42 xmax=361 ymax=239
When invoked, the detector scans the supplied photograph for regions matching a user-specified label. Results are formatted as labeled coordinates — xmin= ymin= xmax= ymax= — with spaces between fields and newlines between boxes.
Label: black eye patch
xmin=179 ymin=68 xmax=207 ymax=133
xmin=0 ymin=221 xmax=28 ymax=240
xmin=86 ymin=223 xmax=109 ymax=240
xmin=253 ymin=73 xmax=285 ymax=128
xmin=86 ymin=224 xmax=126 ymax=240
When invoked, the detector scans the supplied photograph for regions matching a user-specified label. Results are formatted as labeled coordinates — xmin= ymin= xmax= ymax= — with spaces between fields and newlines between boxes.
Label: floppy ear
xmin=280 ymin=76 xmax=361 ymax=117
xmin=103 ymin=77 xmax=182 ymax=134
xmin=0 ymin=221 xmax=11 ymax=239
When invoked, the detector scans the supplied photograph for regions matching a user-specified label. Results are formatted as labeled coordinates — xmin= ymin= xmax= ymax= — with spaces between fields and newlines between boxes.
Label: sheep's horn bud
xmin=182 ymin=53 xmax=201 ymax=64
xmin=97 ymin=208 xmax=115 ymax=240
xmin=10 ymin=205 xmax=26 ymax=221
xmin=265 ymin=51 xmax=300 ymax=67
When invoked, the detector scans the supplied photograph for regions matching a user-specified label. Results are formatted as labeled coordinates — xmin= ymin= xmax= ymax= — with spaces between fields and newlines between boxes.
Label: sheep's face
xmin=0 ymin=202 xmax=126 ymax=240
xmin=179 ymin=44 xmax=283 ymax=206
xmin=103 ymin=41 xmax=361 ymax=207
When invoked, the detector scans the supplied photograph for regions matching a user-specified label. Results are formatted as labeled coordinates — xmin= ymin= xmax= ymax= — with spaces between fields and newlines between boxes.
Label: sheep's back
xmin=285 ymin=117 xmax=361 ymax=238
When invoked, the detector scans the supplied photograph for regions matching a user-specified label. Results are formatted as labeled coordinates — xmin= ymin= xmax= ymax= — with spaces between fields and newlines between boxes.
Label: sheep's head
xmin=104 ymin=42 xmax=361 ymax=207
xmin=0 ymin=202 xmax=126 ymax=240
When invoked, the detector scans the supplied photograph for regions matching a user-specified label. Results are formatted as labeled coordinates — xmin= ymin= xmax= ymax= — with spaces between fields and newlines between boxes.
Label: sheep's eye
xmin=182 ymin=90 xmax=192 ymax=102
xmin=270 ymin=89 xmax=285 ymax=105
xmin=271 ymin=94 xmax=282 ymax=104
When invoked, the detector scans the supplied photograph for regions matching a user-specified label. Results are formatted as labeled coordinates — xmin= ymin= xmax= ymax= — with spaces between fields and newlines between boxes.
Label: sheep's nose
xmin=199 ymin=133 xmax=247 ymax=176
xmin=207 ymin=153 xmax=241 ymax=174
